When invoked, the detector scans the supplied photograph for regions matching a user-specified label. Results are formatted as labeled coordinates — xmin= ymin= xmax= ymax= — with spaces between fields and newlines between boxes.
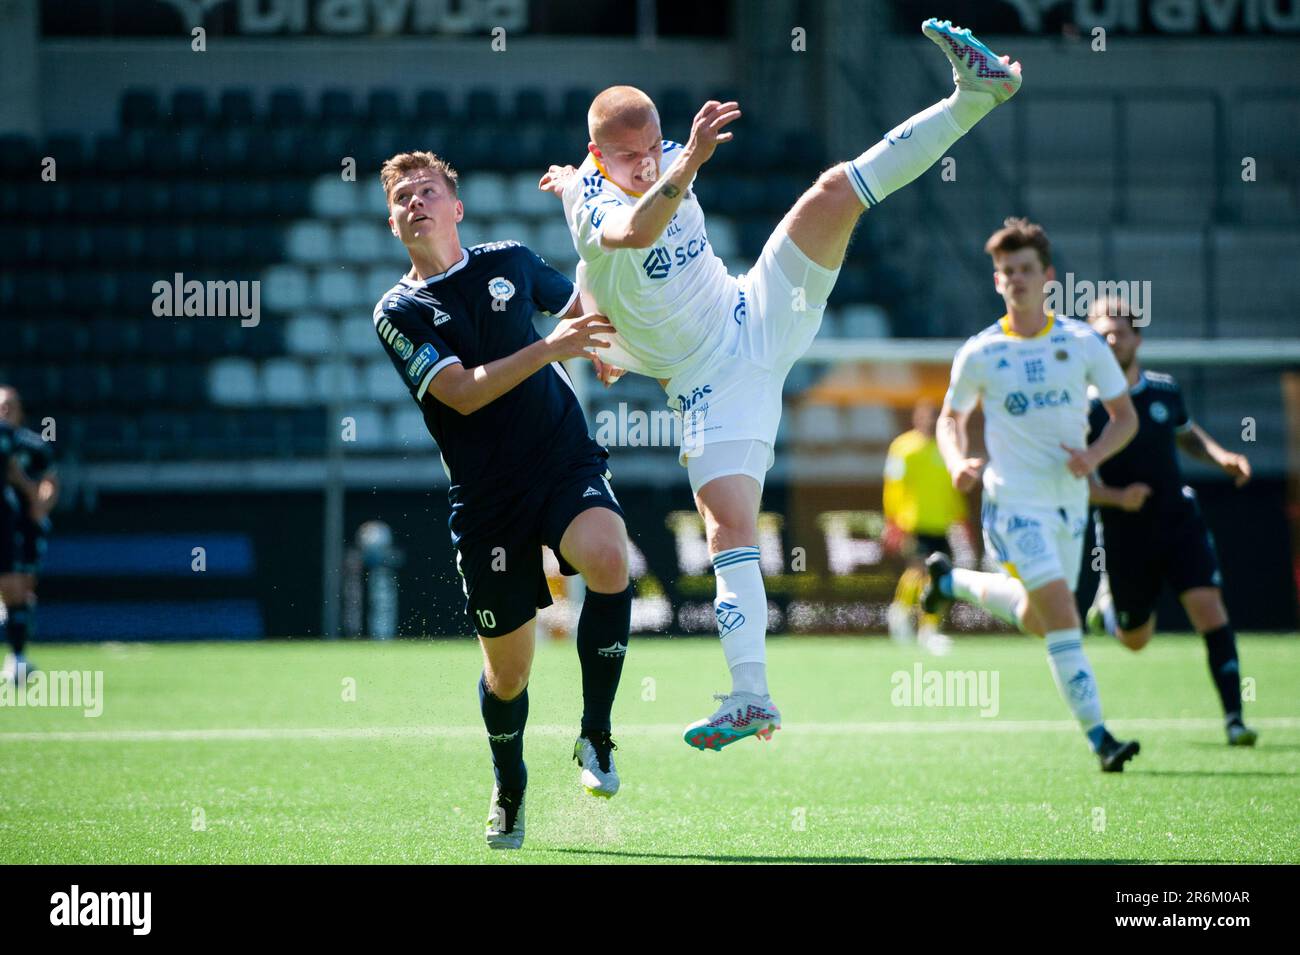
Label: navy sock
xmin=478 ymin=674 xmax=528 ymax=792
xmin=7 ymin=605 xmax=30 ymax=655
xmin=1203 ymin=624 xmax=1243 ymax=720
xmin=576 ymin=585 xmax=632 ymax=734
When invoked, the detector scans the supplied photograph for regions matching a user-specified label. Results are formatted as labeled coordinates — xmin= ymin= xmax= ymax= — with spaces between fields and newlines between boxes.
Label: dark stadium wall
xmin=32 ymin=476 xmax=1297 ymax=641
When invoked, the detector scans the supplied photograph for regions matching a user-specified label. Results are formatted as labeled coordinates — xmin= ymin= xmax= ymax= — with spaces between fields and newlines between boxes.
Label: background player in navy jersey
xmin=374 ymin=151 xmax=632 ymax=849
xmin=0 ymin=387 xmax=58 ymax=685
xmin=1085 ymin=299 xmax=1257 ymax=746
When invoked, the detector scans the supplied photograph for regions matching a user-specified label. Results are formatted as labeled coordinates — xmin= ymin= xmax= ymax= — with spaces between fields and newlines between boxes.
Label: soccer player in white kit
xmin=539 ymin=20 xmax=1023 ymax=751
xmin=920 ymin=217 xmax=1143 ymax=771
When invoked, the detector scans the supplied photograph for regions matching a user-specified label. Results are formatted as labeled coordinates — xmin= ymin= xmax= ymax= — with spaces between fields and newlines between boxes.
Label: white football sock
xmin=951 ymin=568 xmax=1026 ymax=630
xmin=1044 ymin=629 xmax=1105 ymax=732
xmin=1095 ymin=576 xmax=1119 ymax=637
xmin=712 ymin=546 xmax=769 ymax=697
xmin=843 ymin=89 xmax=996 ymax=209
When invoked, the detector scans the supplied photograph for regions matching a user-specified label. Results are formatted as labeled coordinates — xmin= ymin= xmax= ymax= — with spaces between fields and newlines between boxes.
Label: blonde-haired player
xmin=921 ymin=217 xmax=1143 ymax=771
xmin=540 ymin=20 xmax=1023 ymax=750
xmin=883 ymin=399 xmax=967 ymax=654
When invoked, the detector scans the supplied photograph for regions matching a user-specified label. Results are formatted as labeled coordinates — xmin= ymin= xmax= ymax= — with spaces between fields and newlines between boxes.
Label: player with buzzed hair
xmin=1085 ymin=296 xmax=1258 ymax=747
xmin=540 ymin=20 xmax=1024 ymax=750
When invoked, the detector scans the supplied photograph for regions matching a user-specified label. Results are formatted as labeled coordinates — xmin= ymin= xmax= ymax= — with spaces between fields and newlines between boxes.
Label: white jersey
xmin=946 ymin=314 xmax=1128 ymax=511
xmin=561 ymin=140 xmax=738 ymax=381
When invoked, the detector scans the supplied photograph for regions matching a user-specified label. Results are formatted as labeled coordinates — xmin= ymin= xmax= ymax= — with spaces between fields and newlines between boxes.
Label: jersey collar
xmin=999 ymin=312 xmax=1055 ymax=340
xmin=403 ymin=247 xmax=469 ymax=287
xmin=1130 ymin=370 xmax=1149 ymax=395
xmin=590 ymin=154 xmax=644 ymax=198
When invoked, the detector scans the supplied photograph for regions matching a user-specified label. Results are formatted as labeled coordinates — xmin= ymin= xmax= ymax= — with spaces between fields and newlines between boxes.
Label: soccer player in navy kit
xmin=1085 ymin=301 xmax=1258 ymax=746
xmin=374 ymin=152 xmax=632 ymax=849
xmin=0 ymin=386 xmax=57 ymax=685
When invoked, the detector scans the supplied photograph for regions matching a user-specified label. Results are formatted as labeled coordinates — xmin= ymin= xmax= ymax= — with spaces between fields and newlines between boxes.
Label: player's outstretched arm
xmin=1176 ymin=421 xmax=1252 ymax=487
xmin=937 ymin=399 xmax=984 ymax=493
xmin=599 ymin=100 xmax=740 ymax=250
xmin=1063 ymin=392 xmax=1137 ymax=477
xmin=427 ymin=314 xmax=614 ymax=416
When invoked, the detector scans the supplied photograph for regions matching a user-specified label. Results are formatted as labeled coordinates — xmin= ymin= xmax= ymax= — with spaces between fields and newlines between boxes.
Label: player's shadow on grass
xmin=548 ymin=848 xmax=1245 ymax=864
xmin=1137 ymin=769 xmax=1296 ymax=778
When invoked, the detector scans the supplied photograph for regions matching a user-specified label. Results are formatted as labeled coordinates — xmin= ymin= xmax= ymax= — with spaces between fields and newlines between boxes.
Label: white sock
xmin=712 ymin=546 xmax=769 ymax=696
xmin=951 ymin=568 xmax=1026 ymax=630
xmin=843 ymin=89 xmax=996 ymax=208
xmin=1095 ymin=577 xmax=1119 ymax=637
xmin=1044 ymin=628 xmax=1105 ymax=732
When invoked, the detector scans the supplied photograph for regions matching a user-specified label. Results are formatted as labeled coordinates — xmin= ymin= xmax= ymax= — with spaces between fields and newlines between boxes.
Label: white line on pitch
xmin=0 ymin=716 xmax=1297 ymax=744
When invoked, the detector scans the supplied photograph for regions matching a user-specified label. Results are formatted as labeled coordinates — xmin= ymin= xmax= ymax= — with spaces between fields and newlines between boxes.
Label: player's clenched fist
xmin=545 ymin=313 xmax=614 ymax=360
xmin=950 ymin=457 xmax=985 ymax=493
xmin=685 ymin=100 xmax=741 ymax=165
xmin=1118 ymin=482 xmax=1152 ymax=512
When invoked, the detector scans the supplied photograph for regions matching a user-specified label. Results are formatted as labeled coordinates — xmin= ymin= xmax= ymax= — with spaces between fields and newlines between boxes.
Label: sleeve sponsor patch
xmin=406 ymin=342 xmax=437 ymax=384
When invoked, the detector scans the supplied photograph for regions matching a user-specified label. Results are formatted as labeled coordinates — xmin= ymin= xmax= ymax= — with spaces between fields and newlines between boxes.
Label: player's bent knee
xmin=1118 ymin=625 xmax=1153 ymax=652
xmin=488 ymin=671 xmax=530 ymax=702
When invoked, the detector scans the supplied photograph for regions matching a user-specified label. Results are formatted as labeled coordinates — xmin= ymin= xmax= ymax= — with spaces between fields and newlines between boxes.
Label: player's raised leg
xmin=557 ymin=505 xmax=632 ymax=795
xmin=479 ymin=620 xmax=534 ymax=849
xmin=1181 ymin=586 xmax=1257 ymax=746
xmin=683 ymin=465 xmax=782 ymax=751
xmin=778 ymin=19 xmax=1022 ymax=272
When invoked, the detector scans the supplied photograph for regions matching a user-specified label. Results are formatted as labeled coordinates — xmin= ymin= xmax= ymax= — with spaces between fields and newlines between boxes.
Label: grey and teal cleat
xmin=922 ymin=18 xmax=1023 ymax=104
xmin=683 ymin=692 xmax=781 ymax=751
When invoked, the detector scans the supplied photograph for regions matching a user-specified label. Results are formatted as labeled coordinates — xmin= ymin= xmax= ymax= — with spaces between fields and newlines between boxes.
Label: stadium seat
xmin=707 ymin=217 xmax=739 ymax=259
xmin=508 ymin=172 xmax=556 ymax=217
xmin=366 ymin=89 xmax=404 ymax=127
xmin=120 ymin=88 xmax=161 ymax=129
xmin=414 ymin=89 xmax=453 ymax=124
xmin=386 ymin=405 xmax=430 ymax=450
xmin=535 ymin=221 xmax=576 ymax=262
xmin=792 ymin=404 xmax=844 ymax=444
xmin=513 ymin=88 xmax=549 ymax=123
xmin=309 ymin=356 xmax=362 ymax=402
xmin=839 ymin=304 xmax=889 ymax=339
xmin=45 ymin=132 xmax=85 ymax=174
xmin=285 ymin=312 xmax=336 ymax=357
xmin=464 ymin=88 xmax=503 ymax=123
xmin=362 ymin=265 xmax=399 ymax=305
xmin=561 ymin=88 xmax=595 ymax=120
xmin=342 ymin=315 xmax=379 ymax=357
xmin=262 ymin=265 xmax=312 ymax=312
xmin=314 ymin=269 xmax=366 ymax=310
xmin=217 ymin=89 xmax=257 ymax=127
xmin=337 ymin=221 xmax=389 ymax=264
xmin=310 ymin=175 xmax=361 ymax=217
xmin=319 ymin=89 xmax=357 ymax=126
xmin=845 ymin=404 xmax=897 ymax=442
xmin=286 ymin=221 xmax=337 ymax=262
xmin=268 ymin=88 xmax=309 ymax=127
xmin=170 ymin=88 xmax=208 ymax=127
xmin=261 ymin=358 xmax=311 ymax=406
xmin=341 ymin=406 xmax=386 ymax=449
xmin=488 ymin=218 xmax=537 ymax=249
xmin=209 ymin=358 xmax=261 ymax=406
xmin=362 ymin=358 xmax=406 ymax=402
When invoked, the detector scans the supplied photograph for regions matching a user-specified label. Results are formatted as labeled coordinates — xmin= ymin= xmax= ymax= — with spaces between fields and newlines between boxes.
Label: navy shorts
xmin=16 ymin=515 xmax=50 ymax=574
xmin=453 ymin=455 xmax=624 ymax=637
xmin=0 ymin=495 xmax=15 ymax=575
xmin=914 ymin=532 xmax=952 ymax=560
xmin=1095 ymin=500 xmax=1222 ymax=630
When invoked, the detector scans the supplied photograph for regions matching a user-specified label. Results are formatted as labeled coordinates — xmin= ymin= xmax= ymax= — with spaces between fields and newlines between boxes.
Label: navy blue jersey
xmin=1088 ymin=370 xmax=1192 ymax=519
xmin=0 ymin=421 xmax=13 ymax=466
xmin=13 ymin=427 xmax=54 ymax=482
xmin=373 ymin=241 xmax=602 ymax=508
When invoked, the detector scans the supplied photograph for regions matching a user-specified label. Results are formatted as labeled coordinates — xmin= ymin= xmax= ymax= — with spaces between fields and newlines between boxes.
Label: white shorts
xmin=981 ymin=500 xmax=1089 ymax=593
xmin=667 ymin=230 xmax=840 ymax=473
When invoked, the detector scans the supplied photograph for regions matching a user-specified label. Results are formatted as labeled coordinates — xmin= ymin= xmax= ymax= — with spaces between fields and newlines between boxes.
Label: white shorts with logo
xmin=665 ymin=230 xmax=841 ymax=494
xmin=981 ymin=500 xmax=1089 ymax=593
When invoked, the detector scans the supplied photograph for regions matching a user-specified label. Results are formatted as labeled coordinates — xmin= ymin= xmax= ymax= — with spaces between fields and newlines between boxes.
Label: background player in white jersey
xmin=921 ymin=218 xmax=1143 ymax=771
xmin=538 ymin=20 xmax=1024 ymax=750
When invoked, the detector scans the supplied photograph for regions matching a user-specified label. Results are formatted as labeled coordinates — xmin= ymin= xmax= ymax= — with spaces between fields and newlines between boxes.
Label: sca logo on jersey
xmin=392 ymin=333 xmax=414 ymax=361
xmin=488 ymin=277 xmax=515 ymax=302
xmin=1005 ymin=390 xmax=1073 ymax=415
xmin=643 ymin=247 xmax=672 ymax=279
xmin=673 ymin=233 xmax=710 ymax=266
xmin=676 ymin=385 xmax=712 ymax=413
xmin=1149 ymin=401 xmax=1169 ymax=423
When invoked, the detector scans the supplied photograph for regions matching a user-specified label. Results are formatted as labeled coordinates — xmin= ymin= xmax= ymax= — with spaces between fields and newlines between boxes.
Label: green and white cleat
xmin=484 ymin=784 xmax=525 ymax=850
xmin=573 ymin=731 xmax=620 ymax=798
xmin=922 ymin=18 xmax=1023 ymax=104
xmin=683 ymin=692 xmax=781 ymax=752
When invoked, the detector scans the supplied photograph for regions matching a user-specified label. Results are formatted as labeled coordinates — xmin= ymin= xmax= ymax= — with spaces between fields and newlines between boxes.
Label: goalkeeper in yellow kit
xmin=883 ymin=400 xmax=968 ymax=652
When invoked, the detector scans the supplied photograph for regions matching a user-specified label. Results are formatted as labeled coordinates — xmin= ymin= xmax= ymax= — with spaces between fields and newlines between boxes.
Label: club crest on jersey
xmin=1149 ymin=401 xmax=1169 ymax=423
xmin=1015 ymin=528 xmax=1047 ymax=557
xmin=643 ymin=247 xmax=672 ymax=279
xmin=1055 ymin=349 xmax=1069 ymax=361
xmin=392 ymin=333 xmax=414 ymax=361
xmin=488 ymin=277 xmax=515 ymax=302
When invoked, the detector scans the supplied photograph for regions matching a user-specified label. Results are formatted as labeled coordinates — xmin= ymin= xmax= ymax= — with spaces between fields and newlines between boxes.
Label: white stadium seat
xmin=793 ymin=404 xmax=844 ymax=444
xmin=386 ymin=405 xmax=432 ymax=451
xmin=343 ymin=316 xmax=379 ymax=357
xmin=308 ymin=358 xmax=362 ymax=403
xmin=339 ymin=407 xmax=386 ymax=449
xmin=460 ymin=174 xmax=510 ymax=217
xmin=208 ymin=358 xmax=260 ymax=406
xmin=314 ymin=268 xmax=365 ymax=309
xmin=707 ymin=217 xmax=739 ymax=260
xmin=839 ymin=304 xmax=889 ymax=339
xmin=311 ymin=175 xmax=361 ymax=218
xmin=286 ymin=221 xmax=336 ymax=262
xmin=488 ymin=218 xmax=537 ymax=250
xmin=363 ymin=265 xmax=400 ymax=305
xmin=536 ymin=220 xmax=576 ymax=261
xmin=509 ymin=172 xmax=556 ymax=217
xmin=284 ymin=312 xmax=335 ymax=357
xmin=261 ymin=264 xmax=310 ymax=312
xmin=363 ymin=358 xmax=407 ymax=402
xmin=336 ymin=221 xmax=389 ymax=264
xmin=261 ymin=358 xmax=311 ymax=406
xmin=846 ymin=404 xmax=897 ymax=442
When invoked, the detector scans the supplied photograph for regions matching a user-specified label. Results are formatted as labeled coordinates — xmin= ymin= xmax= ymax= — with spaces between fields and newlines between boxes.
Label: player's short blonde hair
xmin=984 ymin=216 xmax=1052 ymax=269
xmin=380 ymin=151 xmax=459 ymax=203
xmin=588 ymin=86 xmax=660 ymax=145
